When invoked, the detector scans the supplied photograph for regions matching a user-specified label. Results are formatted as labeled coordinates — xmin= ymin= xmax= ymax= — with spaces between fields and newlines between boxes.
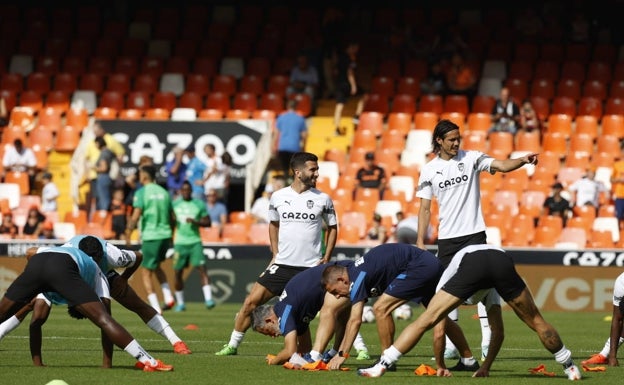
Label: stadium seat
xmin=514 ymin=130 xmax=540 ymax=153
xmin=504 ymin=77 xmax=528 ymax=102
xmin=119 ymin=109 xmax=143 ymax=120
xmin=370 ymin=76 xmax=396 ymax=99
xmin=25 ymin=72 xmax=50 ymax=94
xmin=19 ymin=91 xmax=43 ymax=113
xmin=605 ymin=97 xmax=624 ymax=115
xmin=471 ymin=95 xmax=496 ymax=114
xmin=518 ymin=190 xmax=546 ymax=218
xmin=133 ymin=74 xmax=159 ymax=93
xmin=589 ymin=229 xmax=615 ymax=248
xmin=205 ymin=92 xmax=231 ymax=113
xmin=390 ymin=93 xmax=416 ymax=115
xmin=185 ymin=73 xmax=210 ymax=96
xmin=551 ymin=97 xmax=577 ymax=118
xmin=198 ymin=109 xmax=224 ymax=120
xmin=179 ymin=92 xmax=205 ymax=113
xmin=413 ymin=111 xmax=439 ymax=131
xmin=530 ymin=78 xmax=555 ymax=100
xmin=55 ymin=125 xmax=82 ymax=152
xmin=596 ymin=135 xmax=621 ymax=158
xmin=93 ymin=107 xmax=118 ymax=120
xmin=200 ymin=226 xmax=221 ymax=242
xmin=582 ymin=79 xmax=607 ymax=99
xmin=574 ymin=115 xmax=598 ymax=140
xmin=541 ymin=132 xmax=567 ymax=159
xmin=556 ymin=227 xmax=587 ymax=249
xmin=592 ymin=217 xmax=620 ymax=244
xmin=170 ymin=108 xmax=197 ymax=121
xmin=239 ymin=74 xmax=266 ymax=96
xmin=386 ymin=112 xmax=412 ymax=135
xmin=152 ymin=91 xmax=177 ymax=112
xmin=232 ymin=92 xmax=258 ymax=113
xmin=601 ymin=115 xmax=624 ymax=139
xmin=396 ymin=76 xmax=420 ymax=99
xmin=225 ymin=108 xmax=250 ymax=120
xmin=99 ymin=91 xmax=125 ymax=111
xmin=247 ymin=223 xmax=270 ymax=245
xmin=160 ymin=73 xmax=185 ymax=96
xmin=546 ymin=114 xmax=573 ymax=136
xmin=443 ymin=94 xmax=469 ymax=115
xmin=144 ymin=108 xmax=171 ymax=120
xmin=126 ymin=91 xmax=151 ymax=111
xmin=79 ymin=73 xmax=104 ymax=94
xmin=4 ymin=171 xmax=29 ymax=195
xmin=577 ymin=97 xmax=602 ymax=119
xmin=419 ymin=94 xmax=443 ymax=115
xmin=65 ymin=107 xmax=89 ymax=130
xmin=362 ymin=93 xmax=389 ymax=115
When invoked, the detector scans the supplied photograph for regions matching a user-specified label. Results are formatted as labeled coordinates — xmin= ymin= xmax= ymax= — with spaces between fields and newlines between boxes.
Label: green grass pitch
xmin=0 ymin=302 xmax=618 ymax=385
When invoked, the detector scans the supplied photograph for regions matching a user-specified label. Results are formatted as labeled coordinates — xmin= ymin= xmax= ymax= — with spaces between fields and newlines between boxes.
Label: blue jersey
xmin=274 ymin=261 xmax=350 ymax=336
xmin=347 ymin=243 xmax=443 ymax=305
xmin=42 ymin=246 xmax=101 ymax=305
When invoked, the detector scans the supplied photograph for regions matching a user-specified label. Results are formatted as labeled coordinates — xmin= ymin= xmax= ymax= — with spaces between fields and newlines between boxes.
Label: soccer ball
xmin=361 ymin=305 xmax=376 ymax=323
xmin=393 ymin=304 xmax=413 ymax=320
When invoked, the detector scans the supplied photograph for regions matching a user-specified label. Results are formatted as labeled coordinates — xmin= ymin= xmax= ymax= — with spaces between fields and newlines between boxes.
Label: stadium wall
xmin=1 ymin=242 xmax=622 ymax=312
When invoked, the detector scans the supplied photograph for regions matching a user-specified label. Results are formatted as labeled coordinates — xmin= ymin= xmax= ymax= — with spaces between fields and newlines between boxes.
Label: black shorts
xmin=441 ymin=249 xmax=526 ymax=302
xmin=437 ymin=231 xmax=487 ymax=268
xmin=257 ymin=264 xmax=308 ymax=296
xmin=5 ymin=252 xmax=100 ymax=307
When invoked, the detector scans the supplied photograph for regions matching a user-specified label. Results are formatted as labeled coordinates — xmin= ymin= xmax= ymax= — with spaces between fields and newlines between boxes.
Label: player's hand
xmin=473 ymin=368 xmax=490 ymax=377
xmin=436 ymin=368 xmax=452 ymax=377
xmin=328 ymin=355 xmax=346 ymax=370
xmin=608 ymin=356 xmax=619 ymax=367
xmin=265 ymin=354 xmax=276 ymax=365
xmin=525 ymin=153 xmax=538 ymax=165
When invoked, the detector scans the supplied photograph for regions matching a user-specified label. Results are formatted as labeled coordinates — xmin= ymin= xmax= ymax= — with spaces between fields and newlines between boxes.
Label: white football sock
xmin=161 ymin=283 xmax=174 ymax=304
xmin=124 ymin=339 xmax=156 ymax=365
xmin=227 ymin=330 xmax=245 ymax=348
xmin=202 ymin=285 xmax=213 ymax=301
xmin=147 ymin=293 xmax=162 ymax=313
xmin=0 ymin=315 xmax=21 ymax=339
xmin=381 ymin=345 xmax=402 ymax=364
xmin=477 ymin=302 xmax=491 ymax=348
xmin=147 ymin=314 xmax=181 ymax=345
xmin=445 ymin=308 xmax=459 ymax=351
xmin=554 ymin=346 xmax=572 ymax=366
xmin=354 ymin=332 xmax=367 ymax=351
xmin=599 ymin=336 xmax=624 ymax=357
xmin=174 ymin=290 xmax=185 ymax=306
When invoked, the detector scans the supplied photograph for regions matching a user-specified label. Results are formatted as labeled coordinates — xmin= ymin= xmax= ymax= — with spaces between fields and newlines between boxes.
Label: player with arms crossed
xmin=216 ymin=152 xmax=338 ymax=356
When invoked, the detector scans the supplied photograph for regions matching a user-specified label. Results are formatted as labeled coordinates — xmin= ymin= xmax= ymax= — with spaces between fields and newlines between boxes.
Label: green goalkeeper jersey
xmin=172 ymin=197 xmax=207 ymax=245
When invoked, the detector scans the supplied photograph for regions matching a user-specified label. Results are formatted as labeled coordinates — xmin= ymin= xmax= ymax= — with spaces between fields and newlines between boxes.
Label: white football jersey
xmin=269 ymin=186 xmax=337 ymax=267
xmin=613 ymin=272 xmax=624 ymax=306
xmin=416 ymin=150 xmax=494 ymax=239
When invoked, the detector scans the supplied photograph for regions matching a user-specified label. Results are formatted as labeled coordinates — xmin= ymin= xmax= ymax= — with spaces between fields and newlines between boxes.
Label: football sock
xmin=161 ymin=283 xmax=174 ymax=305
xmin=599 ymin=336 xmax=624 ymax=357
xmin=382 ymin=345 xmax=402 ymax=364
xmin=554 ymin=346 xmax=572 ymax=366
xmin=309 ymin=350 xmax=322 ymax=361
xmin=354 ymin=332 xmax=367 ymax=351
xmin=147 ymin=293 xmax=162 ymax=313
xmin=477 ymin=302 xmax=491 ymax=348
xmin=461 ymin=356 xmax=477 ymax=365
xmin=227 ymin=330 xmax=245 ymax=348
xmin=0 ymin=315 xmax=21 ymax=339
xmin=202 ymin=285 xmax=213 ymax=301
xmin=124 ymin=339 xmax=157 ymax=365
xmin=147 ymin=315 xmax=181 ymax=345
xmin=174 ymin=290 xmax=185 ymax=305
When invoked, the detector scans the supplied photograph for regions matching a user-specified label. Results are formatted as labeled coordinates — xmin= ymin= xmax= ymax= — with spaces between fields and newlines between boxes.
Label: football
xmin=361 ymin=305 xmax=376 ymax=323
xmin=393 ymin=304 xmax=413 ymax=320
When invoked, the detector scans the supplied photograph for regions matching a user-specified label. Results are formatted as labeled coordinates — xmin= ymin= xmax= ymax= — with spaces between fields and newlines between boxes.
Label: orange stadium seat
xmin=386 ymin=112 xmax=412 ymax=135
xmin=396 ymin=77 xmax=421 ymax=99
xmin=419 ymin=94 xmax=443 ymax=115
xmin=574 ymin=115 xmax=598 ymax=140
xmin=390 ymin=93 xmax=416 ymax=115
xmin=471 ymin=95 xmax=496 ymax=114
xmin=232 ymin=92 xmax=258 ymax=113
xmin=198 ymin=108 xmax=224 ymax=120
xmin=413 ymin=111 xmax=439 ymax=131
xmin=488 ymin=131 xmax=514 ymax=158
xmin=546 ymin=114 xmax=573 ymax=136
xmin=362 ymin=93 xmax=389 ymax=115
xmin=55 ymin=125 xmax=82 ymax=152
xmin=145 ymin=108 xmax=171 ymax=120
xmin=530 ymin=78 xmax=555 ymax=100
xmin=601 ymin=115 xmax=624 ymax=139
xmin=577 ymin=97 xmax=602 ymax=119
xmin=582 ymin=79 xmax=607 ymax=99
xmin=551 ymin=97 xmax=577 ymax=118
xmin=605 ymin=97 xmax=624 ymax=115
xmin=443 ymin=94 xmax=469 ymax=115
xmin=371 ymin=76 xmax=396 ymax=99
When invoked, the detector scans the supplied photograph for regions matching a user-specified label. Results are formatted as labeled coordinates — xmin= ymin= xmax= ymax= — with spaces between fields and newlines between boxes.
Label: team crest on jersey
xmin=306 ymin=200 xmax=314 ymax=209
xmin=457 ymin=163 xmax=465 ymax=173
xmin=369 ymin=287 xmax=380 ymax=297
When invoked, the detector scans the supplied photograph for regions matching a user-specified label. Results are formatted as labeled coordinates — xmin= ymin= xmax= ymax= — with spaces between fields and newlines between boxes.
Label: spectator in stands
xmin=184 ymin=145 xmax=207 ymax=201
xmin=38 ymin=220 xmax=55 ymax=240
xmin=203 ymin=145 xmax=231 ymax=204
xmin=85 ymin=123 xmax=125 ymax=212
xmin=420 ymin=60 xmax=447 ymax=95
xmin=394 ymin=214 xmax=419 ymax=244
xmin=206 ymin=188 xmax=227 ymax=236
xmin=286 ymin=54 xmax=320 ymax=102
xmin=333 ymin=41 xmax=367 ymax=135
xmin=514 ymin=7 xmax=544 ymax=42
xmin=518 ymin=99 xmax=542 ymax=134
xmin=611 ymin=143 xmax=624 ymax=230
xmin=366 ymin=213 xmax=388 ymax=244
xmin=22 ymin=205 xmax=46 ymax=238
xmin=275 ymin=99 xmax=308 ymax=180
xmin=250 ymin=175 xmax=286 ymax=224
xmin=568 ymin=169 xmax=608 ymax=213
xmin=490 ymin=87 xmax=520 ymax=135
xmin=541 ymin=182 xmax=572 ymax=226
xmin=93 ymin=137 xmax=115 ymax=211
xmin=445 ymin=51 xmax=477 ymax=102
xmin=165 ymin=146 xmax=187 ymax=199
xmin=111 ymin=188 xmax=128 ymax=240
xmin=2 ymin=138 xmax=36 ymax=193
xmin=0 ymin=211 xmax=18 ymax=238
xmin=40 ymin=172 xmax=59 ymax=213
xmin=356 ymin=152 xmax=387 ymax=199
xmin=0 ymin=96 xmax=7 ymax=127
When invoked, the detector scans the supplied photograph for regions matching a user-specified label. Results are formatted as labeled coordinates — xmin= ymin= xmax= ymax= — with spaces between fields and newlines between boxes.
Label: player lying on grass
xmin=321 ymin=243 xmax=480 ymax=371
xmin=581 ymin=271 xmax=624 ymax=366
xmin=357 ymin=244 xmax=581 ymax=381
xmin=0 ymin=236 xmax=173 ymax=371
xmin=0 ymin=235 xmax=191 ymax=361
xmin=251 ymin=261 xmax=370 ymax=366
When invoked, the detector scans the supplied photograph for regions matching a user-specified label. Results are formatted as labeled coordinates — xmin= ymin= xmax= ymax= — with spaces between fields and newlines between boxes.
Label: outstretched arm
xmin=267 ymin=330 xmax=299 ymax=365
xmin=490 ymin=153 xmax=538 ymax=173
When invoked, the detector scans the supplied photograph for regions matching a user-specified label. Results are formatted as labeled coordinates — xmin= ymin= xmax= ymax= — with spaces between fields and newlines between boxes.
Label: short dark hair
xmin=432 ymin=119 xmax=460 ymax=154
xmin=139 ymin=164 xmax=157 ymax=181
xmin=94 ymin=136 xmax=106 ymax=147
xmin=78 ymin=235 xmax=104 ymax=263
xmin=290 ymin=152 xmax=318 ymax=171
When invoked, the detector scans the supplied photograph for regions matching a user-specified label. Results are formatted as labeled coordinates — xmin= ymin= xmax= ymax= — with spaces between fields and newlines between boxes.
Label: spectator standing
xmin=110 ymin=188 xmax=127 ymax=240
xmin=2 ymin=138 xmax=36 ymax=193
xmin=541 ymin=182 xmax=572 ymax=226
xmin=183 ymin=145 xmax=207 ymax=201
xmin=0 ymin=96 xmax=7 ymax=127
xmin=333 ymin=41 xmax=366 ymax=135
xmin=611 ymin=143 xmax=624 ymax=230
xmin=85 ymin=123 xmax=125 ymax=212
xmin=203 ymin=145 xmax=231 ymax=203
xmin=126 ymin=164 xmax=176 ymax=314
xmin=165 ymin=146 xmax=187 ymax=199
xmin=40 ymin=172 xmax=59 ymax=213
xmin=93 ymin=137 xmax=115 ymax=211
xmin=38 ymin=220 xmax=55 ymax=239
xmin=355 ymin=152 xmax=387 ymax=199
xmin=215 ymin=152 xmax=337 ymax=356
xmin=206 ymin=188 xmax=228 ymax=235
xmin=490 ymin=87 xmax=520 ymax=135
xmin=286 ymin=54 xmax=320 ymax=102
xmin=275 ymin=99 xmax=308 ymax=179
xmin=172 ymin=181 xmax=215 ymax=311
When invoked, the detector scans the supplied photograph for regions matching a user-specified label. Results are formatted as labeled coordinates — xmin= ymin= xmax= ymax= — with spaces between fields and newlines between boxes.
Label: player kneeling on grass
xmin=582 ymin=272 xmax=624 ymax=366
xmin=0 ymin=236 xmax=173 ymax=371
xmin=0 ymin=235 xmax=191 ymax=357
xmin=251 ymin=261 xmax=369 ymax=366
xmin=357 ymin=244 xmax=581 ymax=381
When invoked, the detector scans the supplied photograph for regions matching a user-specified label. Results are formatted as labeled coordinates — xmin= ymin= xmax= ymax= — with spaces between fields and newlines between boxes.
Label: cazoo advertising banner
xmin=1 ymin=242 xmax=623 ymax=312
